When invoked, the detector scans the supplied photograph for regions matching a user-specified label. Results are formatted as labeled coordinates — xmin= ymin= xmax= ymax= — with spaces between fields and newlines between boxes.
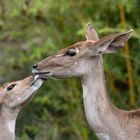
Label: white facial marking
xmin=55 ymin=48 xmax=79 ymax=57
xmin=8 ymin=120 xmax=15 ymax=134
xmin=32 ymin=69 xmax=39 ymax=74
xmin=69 ymin=48 xmax=79 ymax=54
xmin=55 ymin=54 xmax=63 ymax=57
xmin=96 ymin=133 xmax=110 ymax=140
xmin=74 ymin=61 xmax=78 ymax=65
xmin=75 ymin=48 xmax=79 ymax=53
xmin=18 ymin=97 xmax=21 ymax=100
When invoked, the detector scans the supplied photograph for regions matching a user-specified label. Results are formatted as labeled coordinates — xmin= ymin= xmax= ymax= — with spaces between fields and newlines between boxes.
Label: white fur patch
xmin=31 ymin=79 xmax=43 ymax=91
xmin=55 ymin=48 xmax=79 ymax=57
xmin=8 ymin=120 xmax=15 ymax=134
xmin=18 ymin=97 xmax=21 ymax=101
xmin=82 ymin=81 xmax=103 ymax=129
xmin=75 ymin=48 xmax=79 ymax=53
xmin=82 ymin=84 xmax=88 ymax=98
xmin=32 ymin=69 xmax=38 ymax=74
xmin=55 ymin=54 xmax=63 ymax=57
xmin=74 ymin=61 xmax=78 ymax=65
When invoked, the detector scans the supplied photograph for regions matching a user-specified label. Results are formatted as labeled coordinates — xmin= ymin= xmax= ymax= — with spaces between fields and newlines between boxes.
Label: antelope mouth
xmin=33 ymin=71 xmax=51 ymax=75
xmin=32 ymin=70 xmax=52 ymax=80
xmin=32 ymin=69 xmax=68 ymax=80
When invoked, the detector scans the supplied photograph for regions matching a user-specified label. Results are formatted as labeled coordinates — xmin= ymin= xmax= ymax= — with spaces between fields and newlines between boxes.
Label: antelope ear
xmin=85 ymin=22 xmax=99 ymax=41
xmin=94 ymin=29 xmax=133 ymax=54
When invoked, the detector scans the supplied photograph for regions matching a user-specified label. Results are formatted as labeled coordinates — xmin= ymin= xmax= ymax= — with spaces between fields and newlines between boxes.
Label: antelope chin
xmin=38 ymin=72 xmax=69 ymax=80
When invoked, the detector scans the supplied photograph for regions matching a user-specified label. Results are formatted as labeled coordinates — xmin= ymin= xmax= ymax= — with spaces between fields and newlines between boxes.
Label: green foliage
xmin=0 ymin=0 xmax=140 ymax=139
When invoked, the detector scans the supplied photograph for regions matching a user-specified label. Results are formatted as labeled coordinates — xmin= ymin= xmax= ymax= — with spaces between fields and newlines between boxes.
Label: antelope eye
xmin=7 ymin=84 xmax=17 ymax=91
xmin=64 ymin=50 xmax=77 ymax=57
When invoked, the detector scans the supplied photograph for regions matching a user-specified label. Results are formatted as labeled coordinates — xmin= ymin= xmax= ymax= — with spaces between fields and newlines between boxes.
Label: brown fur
xmin=0 ymin=76 xmax=42 ymax=140
xmin=33 ymin=22 xmax=136 ymax=140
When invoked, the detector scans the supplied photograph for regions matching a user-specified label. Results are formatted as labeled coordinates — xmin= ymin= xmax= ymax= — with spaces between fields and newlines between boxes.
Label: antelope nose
xmin=33 ymin=64 xmax=38 ymax=69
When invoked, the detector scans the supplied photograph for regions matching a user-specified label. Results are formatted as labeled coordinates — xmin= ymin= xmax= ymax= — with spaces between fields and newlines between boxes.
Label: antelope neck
xmin=81 ymin=56 xmax=124 ymax=139
xmin=82 ymin=56 xmax=112 ymax=108
xmin=0 ymin=105 xmax=18 ymax=140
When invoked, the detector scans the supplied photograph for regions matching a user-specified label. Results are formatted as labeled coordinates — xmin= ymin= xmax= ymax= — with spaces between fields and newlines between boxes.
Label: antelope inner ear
xmin=95 ymin=29 xmax=133 ymax=54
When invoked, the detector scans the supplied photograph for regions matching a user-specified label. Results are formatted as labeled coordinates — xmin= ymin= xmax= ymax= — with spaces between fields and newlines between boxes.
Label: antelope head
xmin=0 ymin=76 xmax=42 ymax=110
xmin=32 ymin=22 xmax=133 ymax=79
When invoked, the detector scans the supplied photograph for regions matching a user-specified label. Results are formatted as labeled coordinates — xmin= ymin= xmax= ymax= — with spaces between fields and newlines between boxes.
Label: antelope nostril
xmin=33 ymin=64 xmax=38 ymax=69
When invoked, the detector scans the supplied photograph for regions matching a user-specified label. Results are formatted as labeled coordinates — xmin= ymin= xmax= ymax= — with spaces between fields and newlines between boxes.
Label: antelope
xmin=0 ymin=75 xmax=42 ymax=140
xmin=32 ymin=22 xmax=139 ymax=140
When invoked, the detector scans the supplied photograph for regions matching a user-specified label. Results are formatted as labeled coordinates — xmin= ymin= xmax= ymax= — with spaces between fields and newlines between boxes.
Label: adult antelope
xmin=0 ymin=75 xmax=42 ymax=140
xmin=32 ymin=22 xmax=138 ymax=140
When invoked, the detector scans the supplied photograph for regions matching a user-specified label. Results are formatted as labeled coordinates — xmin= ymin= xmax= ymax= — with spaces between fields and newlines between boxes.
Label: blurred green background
xmin=0 ymin=0 xmax=140 ymax=140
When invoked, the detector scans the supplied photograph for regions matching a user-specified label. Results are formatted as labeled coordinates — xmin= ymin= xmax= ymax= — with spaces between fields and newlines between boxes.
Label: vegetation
xmin=0 ymin=0 xmax=140 ymax=139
